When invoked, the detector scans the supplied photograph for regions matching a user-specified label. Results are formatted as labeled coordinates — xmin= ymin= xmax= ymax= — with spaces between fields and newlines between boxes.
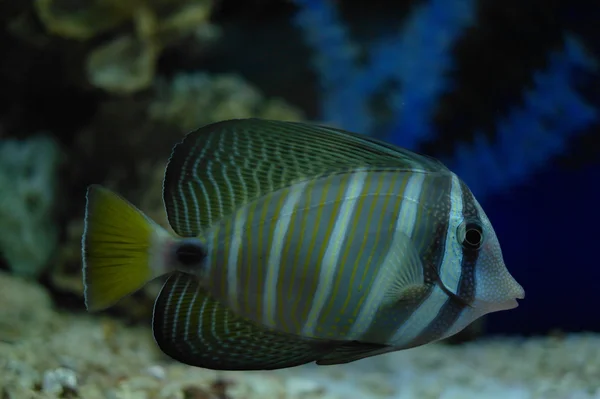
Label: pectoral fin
xmin=379 ymin=231 xmax=429 ymax=307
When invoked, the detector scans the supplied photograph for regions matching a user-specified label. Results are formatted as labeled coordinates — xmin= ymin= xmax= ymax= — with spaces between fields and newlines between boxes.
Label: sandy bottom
xmin=1 ymin=272 xmax=598 ymax=399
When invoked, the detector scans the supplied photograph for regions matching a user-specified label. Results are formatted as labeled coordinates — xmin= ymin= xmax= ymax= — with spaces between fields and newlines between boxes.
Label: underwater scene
xmin=1 ymin=0 xmax=599 ymax=398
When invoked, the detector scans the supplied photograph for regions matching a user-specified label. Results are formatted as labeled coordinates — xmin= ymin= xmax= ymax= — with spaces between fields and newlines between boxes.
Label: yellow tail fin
xmin=82 ymin=185 xmax=164 ymax=311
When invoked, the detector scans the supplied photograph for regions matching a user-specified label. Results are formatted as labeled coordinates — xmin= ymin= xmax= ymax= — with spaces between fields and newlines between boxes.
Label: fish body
xmin=82 ymin=118 xmax=524 ymax=370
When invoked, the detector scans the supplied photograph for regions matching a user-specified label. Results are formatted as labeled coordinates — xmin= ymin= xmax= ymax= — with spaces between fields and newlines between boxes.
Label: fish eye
xmin=175 ymin=242 xmax=206 ymax=266
xmin=461 ymin=222 xmax=484 ymax=250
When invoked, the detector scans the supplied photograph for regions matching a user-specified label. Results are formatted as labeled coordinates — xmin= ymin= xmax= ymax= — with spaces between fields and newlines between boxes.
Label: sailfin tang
xmin=316 ymin=341 xmax=396 ymax=365
xmin=163 ymin=118 xmax=449 ymax=236
xmin=152 ymin=272 xmax=335 ymax=371
xmin=82 ymin=185 xmax=165 ymax=311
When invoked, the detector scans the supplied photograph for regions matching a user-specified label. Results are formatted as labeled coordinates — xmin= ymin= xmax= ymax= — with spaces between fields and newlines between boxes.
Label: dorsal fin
xmin=163 ymin=118 xmax=448 ymax=236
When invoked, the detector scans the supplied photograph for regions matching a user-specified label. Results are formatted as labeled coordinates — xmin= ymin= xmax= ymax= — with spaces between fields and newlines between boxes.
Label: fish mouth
xmin=515 ymin=287 xmax=526 ymax=300
xmin=499 ymin=298 xmax=520 ymax=311
xmin=473 ymin=297 xmax=521 ymax=313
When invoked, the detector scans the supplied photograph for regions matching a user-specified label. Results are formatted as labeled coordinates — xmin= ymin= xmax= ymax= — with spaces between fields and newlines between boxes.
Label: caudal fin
xmin=82 ymin=185 xmax=167 ymax=311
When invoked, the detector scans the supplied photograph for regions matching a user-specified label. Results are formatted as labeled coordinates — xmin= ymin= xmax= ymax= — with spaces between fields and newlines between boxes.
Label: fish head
xmin=439 ymin=182 xmax=524 ymax=339
xmin=469 ymin=209 xmax=525 ymax=311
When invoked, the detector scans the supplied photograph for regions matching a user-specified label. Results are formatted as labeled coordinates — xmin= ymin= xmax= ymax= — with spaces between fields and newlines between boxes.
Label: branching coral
xmin=292 ymin=0 xmax=475 ymax=145
xmin=33 ymin=0 xmax=216 ymax=94
xmin=448 ymin=35 xmax=597 ymax=199
xmin=148 ymin=72 xmax=305 ymax=133
xmin=292 ymin=0 xmax=597 ymax=200
xmin=34 ymin=0 xmax=134 ymax=41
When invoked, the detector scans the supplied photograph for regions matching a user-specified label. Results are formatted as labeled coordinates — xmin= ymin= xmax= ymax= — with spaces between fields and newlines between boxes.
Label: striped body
xmin=200 ymin=167 xmax=476 ymax=348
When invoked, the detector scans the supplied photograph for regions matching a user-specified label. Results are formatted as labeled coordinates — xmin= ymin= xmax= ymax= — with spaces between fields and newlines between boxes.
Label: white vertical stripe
xmin=205 ymin=161 xmax=223 ymax=222
xmin=191 ymin=135 xmax=213 ymax=226
xmin=227 ymin=206 xmax=249 ymax=313
xmin=170 ymin=188 xmax=181 ymax=232
xmin=347 ymin=172 xmax=426 ymax=339
xmin=187 ymin=181 xmax=200 ymax=232
xmin=184 ymin=284 xmax=199 ymax=350
xmin=172 ymin=278 xmax=191 ymax=341
xmin=192 ymin=164 xmax=211 ymax=228
xmin=301 ymin=171 xmax=368 ymax=336
xmin=390 ymin=173 xmax=464 ymax=346
xmin=210 ymin=294 xmax=221 ymax=342
xmin=438 ymin=175 xmax=465 ymax=293
xmin=220 ymin=164 xmax=236 ymax=214
xmin=174 ymin=135 xmax=206 ymax=233
xmin=196 ymin=293 xmax=209 ymax=342
xmin=178 ymin=183 xmax=190 ymax=233
xmin=172 ymin=140 xmax=196 ymax=233
xmin=153 ymin=275 xmax=176 ymax=338
xmin=262 ymin=181 xmax=309 ymax=328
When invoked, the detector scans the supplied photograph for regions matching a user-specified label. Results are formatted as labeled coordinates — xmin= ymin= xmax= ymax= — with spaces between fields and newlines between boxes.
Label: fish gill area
xmin=1 ymin=0 xmax=599 ymax=398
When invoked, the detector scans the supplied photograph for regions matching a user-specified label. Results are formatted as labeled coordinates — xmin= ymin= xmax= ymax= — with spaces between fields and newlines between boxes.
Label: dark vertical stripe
xmin=409 ymin=179 xmax=480 ymax=347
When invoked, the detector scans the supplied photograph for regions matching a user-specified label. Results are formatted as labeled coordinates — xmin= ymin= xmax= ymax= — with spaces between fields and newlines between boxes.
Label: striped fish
xmin=82 ymin=118 xmax=524 ymax=370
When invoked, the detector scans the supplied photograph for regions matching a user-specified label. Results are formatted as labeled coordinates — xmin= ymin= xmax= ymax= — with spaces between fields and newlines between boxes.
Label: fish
xmin=81 ymin=118 xmax=525 ymax=371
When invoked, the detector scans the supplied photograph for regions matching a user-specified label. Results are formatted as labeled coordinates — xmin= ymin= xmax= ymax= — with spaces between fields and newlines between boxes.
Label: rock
xmin=1 ymin=273 xmax=599 ymax=399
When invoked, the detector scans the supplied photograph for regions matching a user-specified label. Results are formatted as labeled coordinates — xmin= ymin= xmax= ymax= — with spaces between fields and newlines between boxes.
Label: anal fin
xmin=316 ymin=341 xmax=397 ymax=365
xmin=152 ymin=272 xmax=335 ymax=371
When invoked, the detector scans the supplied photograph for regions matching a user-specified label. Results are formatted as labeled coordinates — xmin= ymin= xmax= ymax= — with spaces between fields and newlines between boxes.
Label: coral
xmin=377 ymin=0 xmax=476 ymax=148
xmin=148 ymin=72 xmax=306 ymax=133
xmin=1 ymin=271 xmax=599 ymax=398
xmin=0 ymin=134 xmax=61 ymax=278
xmin=34 ymin=0 xmax=217 ymax=94
xmin=34 ymin=0 xmax=134 ymax=41
xmin=85 ymin=1 xmax=216 ymax=94
xmin=292 ymin=0 xmax=364 ymax=130
xmin=86 ymin=1 xmax=215 ymax=94
xmin=34 ymin=0 xmax=214 ymax=42
xmin=86 ymin=33 xmax=161 ymax=95
xmin=292 ymin=0 xmax=475 ymax=143
xmin=292 ymin=0 xmax=598 ymax=200
xmin=447 ymin=34 xmax=598 ymax=199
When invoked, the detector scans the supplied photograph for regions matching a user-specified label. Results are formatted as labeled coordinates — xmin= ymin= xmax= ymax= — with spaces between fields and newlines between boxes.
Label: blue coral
xmin=292 ymin=0 xmax=598 ymax=200
xmin=447 ymin=35 xmax=597 ymax=199
xmin=292 ymin=0 xmax=367 ymax=132
xmin=375 ymin=0 xmax=476 ymax=149
xmin=292 ymin=0 xmax=476 ymax=146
